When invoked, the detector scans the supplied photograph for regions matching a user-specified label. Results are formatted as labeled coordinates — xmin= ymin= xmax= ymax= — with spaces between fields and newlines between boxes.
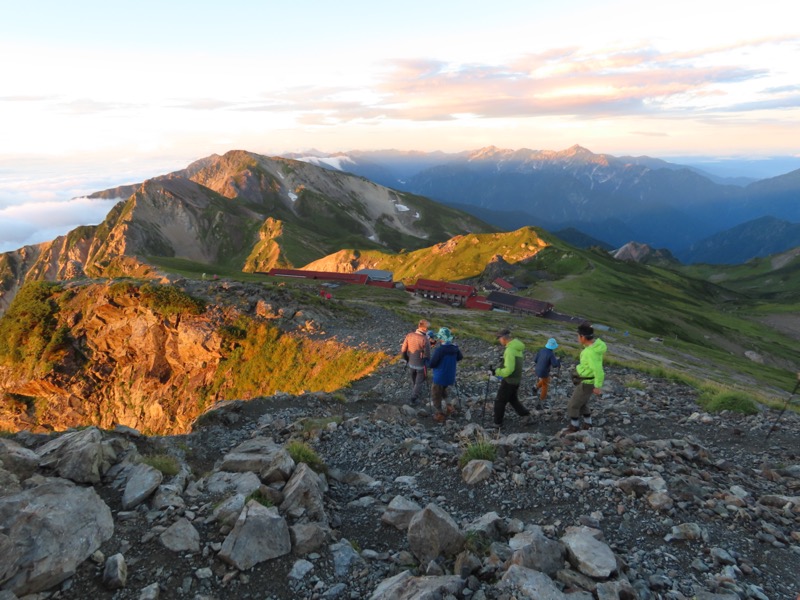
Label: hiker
xmin=565 ymin=322 xmax=607 ymax=433
xmin=533 ymin=337 xmax=561 ymax=403
xmin=428 ymin=327 xmax=463 ymax=423
xmin=489 ymin=329 xmax=533 ymax=428
xmin=400 ymin=319 xmax=432 ymax=404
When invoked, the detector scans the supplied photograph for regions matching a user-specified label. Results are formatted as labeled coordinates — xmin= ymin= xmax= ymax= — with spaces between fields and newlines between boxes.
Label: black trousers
xmin=494 ymin=380 xmax=529 ymax=425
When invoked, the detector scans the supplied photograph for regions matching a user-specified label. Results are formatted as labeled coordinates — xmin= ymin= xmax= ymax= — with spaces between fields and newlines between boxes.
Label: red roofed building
xmin=493 ymin=277 xmax=515 ymax=291
xmin=486 ymin=291 xmax=553 ymax=316
xmin=407 ymin=278 xmax=477 ymax=306
xmin=266 ymin=268 xmax=369 ymax=285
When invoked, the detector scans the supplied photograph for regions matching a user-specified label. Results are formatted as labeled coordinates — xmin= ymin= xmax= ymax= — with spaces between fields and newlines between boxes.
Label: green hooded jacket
xmin=495 ymin=338 xmax=525 ymax=384
xmin=576 ymin=338 xmax=607 ymax=388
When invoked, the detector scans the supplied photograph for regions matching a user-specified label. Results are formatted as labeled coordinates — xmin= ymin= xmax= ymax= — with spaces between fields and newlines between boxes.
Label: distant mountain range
xmin=287 ymin=146 xmax=800 ymax=264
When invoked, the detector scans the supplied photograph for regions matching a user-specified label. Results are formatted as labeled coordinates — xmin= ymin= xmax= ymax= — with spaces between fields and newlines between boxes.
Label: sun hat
xmin=545 ymin=338 xmax=558 ymax=350
xmin=437 ymin=327 xmax=453 ymax=343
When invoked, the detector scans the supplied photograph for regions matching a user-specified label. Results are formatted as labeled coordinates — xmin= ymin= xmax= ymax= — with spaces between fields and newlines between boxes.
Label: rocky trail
xmin=1 ymin=302 xmax=799 ymax=600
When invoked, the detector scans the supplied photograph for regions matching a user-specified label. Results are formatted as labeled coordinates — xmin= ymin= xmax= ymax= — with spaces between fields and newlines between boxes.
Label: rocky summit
xmin=0 ymin=304 xmax=798 ymax=600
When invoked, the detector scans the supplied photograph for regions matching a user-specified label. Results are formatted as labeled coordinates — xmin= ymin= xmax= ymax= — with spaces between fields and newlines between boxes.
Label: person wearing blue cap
xmin=533 ymin=337 xmax=561 ymax=404
xmin=428 ymin=327 xmax=463 ymax=423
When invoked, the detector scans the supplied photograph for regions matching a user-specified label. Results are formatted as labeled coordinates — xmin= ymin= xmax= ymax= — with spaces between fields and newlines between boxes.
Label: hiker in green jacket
xmin=565 ymin=322 xmax=607 ymax=433
xmin=489 ymin=329 xmax=533 ymax=428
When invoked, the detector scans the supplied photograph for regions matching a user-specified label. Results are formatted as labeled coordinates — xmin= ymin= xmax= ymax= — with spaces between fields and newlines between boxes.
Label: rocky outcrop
xmin=0 ymin=280 xmax=389 ymax=435
xmin=613 ymin=241 xmax=679 ymax=265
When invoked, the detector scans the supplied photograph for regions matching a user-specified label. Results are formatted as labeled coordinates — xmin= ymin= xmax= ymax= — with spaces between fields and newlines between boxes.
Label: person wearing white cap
xmin=533 ymin=337 xmax=561 ymax=404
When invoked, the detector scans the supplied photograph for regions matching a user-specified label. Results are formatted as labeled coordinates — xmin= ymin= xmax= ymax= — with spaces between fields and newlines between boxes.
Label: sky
xmin=1 ymin=0 xmax=799 ymax=252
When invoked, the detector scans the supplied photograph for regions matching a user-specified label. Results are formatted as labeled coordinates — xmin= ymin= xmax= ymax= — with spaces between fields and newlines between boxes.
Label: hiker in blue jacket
xmin=428 ymin=327 xmax=463 ymax=423
xmin=533 ymin=337 xmax=561 ymax=404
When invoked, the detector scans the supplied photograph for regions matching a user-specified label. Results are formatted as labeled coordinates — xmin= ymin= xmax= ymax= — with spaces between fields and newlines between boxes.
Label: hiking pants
xmin=494 ymin=380 xmax=529 ymax=425
xmin=567 ymin=383 xmax=593 ymax=419
xmin=431 ymin=383 xmax=449 ymax=414
xmin=535 ymin=376 xmax=550 ymax=401
xmin=410 ymin=367 xmax=426 ymax=402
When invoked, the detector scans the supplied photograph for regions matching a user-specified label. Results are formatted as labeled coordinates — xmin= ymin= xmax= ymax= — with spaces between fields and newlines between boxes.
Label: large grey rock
xmin=0 ymin=477 xmax=114 ymax=595
xmin=279 ymin=462 xmax=327 ymax=524
xmin=461 ymin=459 xmax=493 ymax=485
xmin=290 ymin=522 xmax=329 ymax=555
xmin=500 ymin=565 xmax=568 ymax=599
xmin=510 ymin=526 xmax=566 ymax=577
xmin=465 ymin=511 xmax=505 ymax=541
xmin=205 ymin=471 xmax=261 ymax=497
xmin=368 ymin=570 xmax=465 ymax=600
xmin=407 ymin=503 xmax=465 ymax=565
xmin=217 ymin=437 xmax=295 ymax=484
xmin=561 ymin=526 xmax=617 ymax=579
xmin=35 ymin=427 xmax=115 ymax=484
xmin=151 ymin=483 xmax=186 ymax=511
xmin=212 ymin=493 xmax=246 ymax=526
xmin=160 ymin=518 xmax=200 ymax=553
xmin=330 ymin=539 xmax=365 ymax=577
xmin=0 ymin=439 xmax=39 ymax=481
xmin=219 ymin=500 xmax=291 ymax=570
xmin=380 ymin=495 xmax=421 ymax=531
xmin=102 ymin=553 xmax=127 ymax=589
xmin=121 ymin=463 xmax=163 ymax=510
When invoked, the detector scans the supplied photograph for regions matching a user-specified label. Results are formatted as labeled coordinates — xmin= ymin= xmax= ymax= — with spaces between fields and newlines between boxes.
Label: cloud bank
xmin=0 ymin=196 xmax=122 ymax=253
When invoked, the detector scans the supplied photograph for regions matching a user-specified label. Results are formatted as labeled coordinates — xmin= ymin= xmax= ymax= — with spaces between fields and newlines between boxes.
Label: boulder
xmin=35 ymin=427 xmax=115 ymax=484
xmin=279 ymin=463 xmax=327 ymax=524
xmin=561 ymin=526 xmax=617 ymax=579
xmin=219 ymin=501 xmax=291 ymax=570
xmin=500 ymin=565 xmax=568 ymax=599
xmin=380 ymin=495 xmax=421 ymax=531
xmin=0 ymin=477 xmax=114 ymax=595
xmin=368 ymin=571 xmax=465 ymax=600
xmin=407 ymin=503 xmax=465 ymax=565
xmin=121 ymin=463 xmax=163 ymax=510
xmin=0 ymin=438 xmax=40 ymax=481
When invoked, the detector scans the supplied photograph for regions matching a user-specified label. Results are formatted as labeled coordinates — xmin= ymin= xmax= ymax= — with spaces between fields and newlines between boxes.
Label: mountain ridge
xmin=0 ymin=151 xmax=494 ymax=313
xmin=289 ymin=145 xmax=800 ymax=261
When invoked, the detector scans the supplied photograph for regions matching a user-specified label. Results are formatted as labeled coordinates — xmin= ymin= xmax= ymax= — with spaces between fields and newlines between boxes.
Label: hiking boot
xmin=445 ymin=405 xmax=456 ymax=416
xmin=564 ymin=424 xmax=580 ymax=434
xmin=433 ymin=413 xmax=446 ymax=424
xmin=580 ymin=422 xmax=592 ymax=430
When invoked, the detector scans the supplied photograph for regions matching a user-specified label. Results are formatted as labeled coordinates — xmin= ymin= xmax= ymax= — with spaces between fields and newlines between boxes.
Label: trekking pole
xmin=765 ymin=371 xmax=800 ymax=440
xmin=481 ymin=367 xmax=493 ymax=423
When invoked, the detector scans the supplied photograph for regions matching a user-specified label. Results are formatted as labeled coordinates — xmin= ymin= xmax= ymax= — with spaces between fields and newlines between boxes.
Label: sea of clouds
xmin=0 ymin=158 xmax=187 ymax=254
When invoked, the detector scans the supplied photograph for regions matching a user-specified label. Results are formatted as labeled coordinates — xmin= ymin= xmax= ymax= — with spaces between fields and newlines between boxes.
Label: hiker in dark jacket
xmin=428 ymin=327 xmax=463 ymax=423
xmin=533 ymin=337 xmax=561 ymax=403
xmin=400 ymin=319 xmax=431 ymax=404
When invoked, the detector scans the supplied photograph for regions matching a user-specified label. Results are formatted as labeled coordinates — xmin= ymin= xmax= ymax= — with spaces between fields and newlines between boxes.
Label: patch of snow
xmin=288 ymin=192 xmax=298 ymax=202
xmin=368 ymin=235 xmax=377 ymax=241
xmin=295 ymin=156 xmax=355 ymax=171
xmin=278 ymin=172 xmax=284 ymax=179
xmin=395 ymin=204 xmax=410 ymax=212
xmin=414 ymin=212 xmax=420 ymax=218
